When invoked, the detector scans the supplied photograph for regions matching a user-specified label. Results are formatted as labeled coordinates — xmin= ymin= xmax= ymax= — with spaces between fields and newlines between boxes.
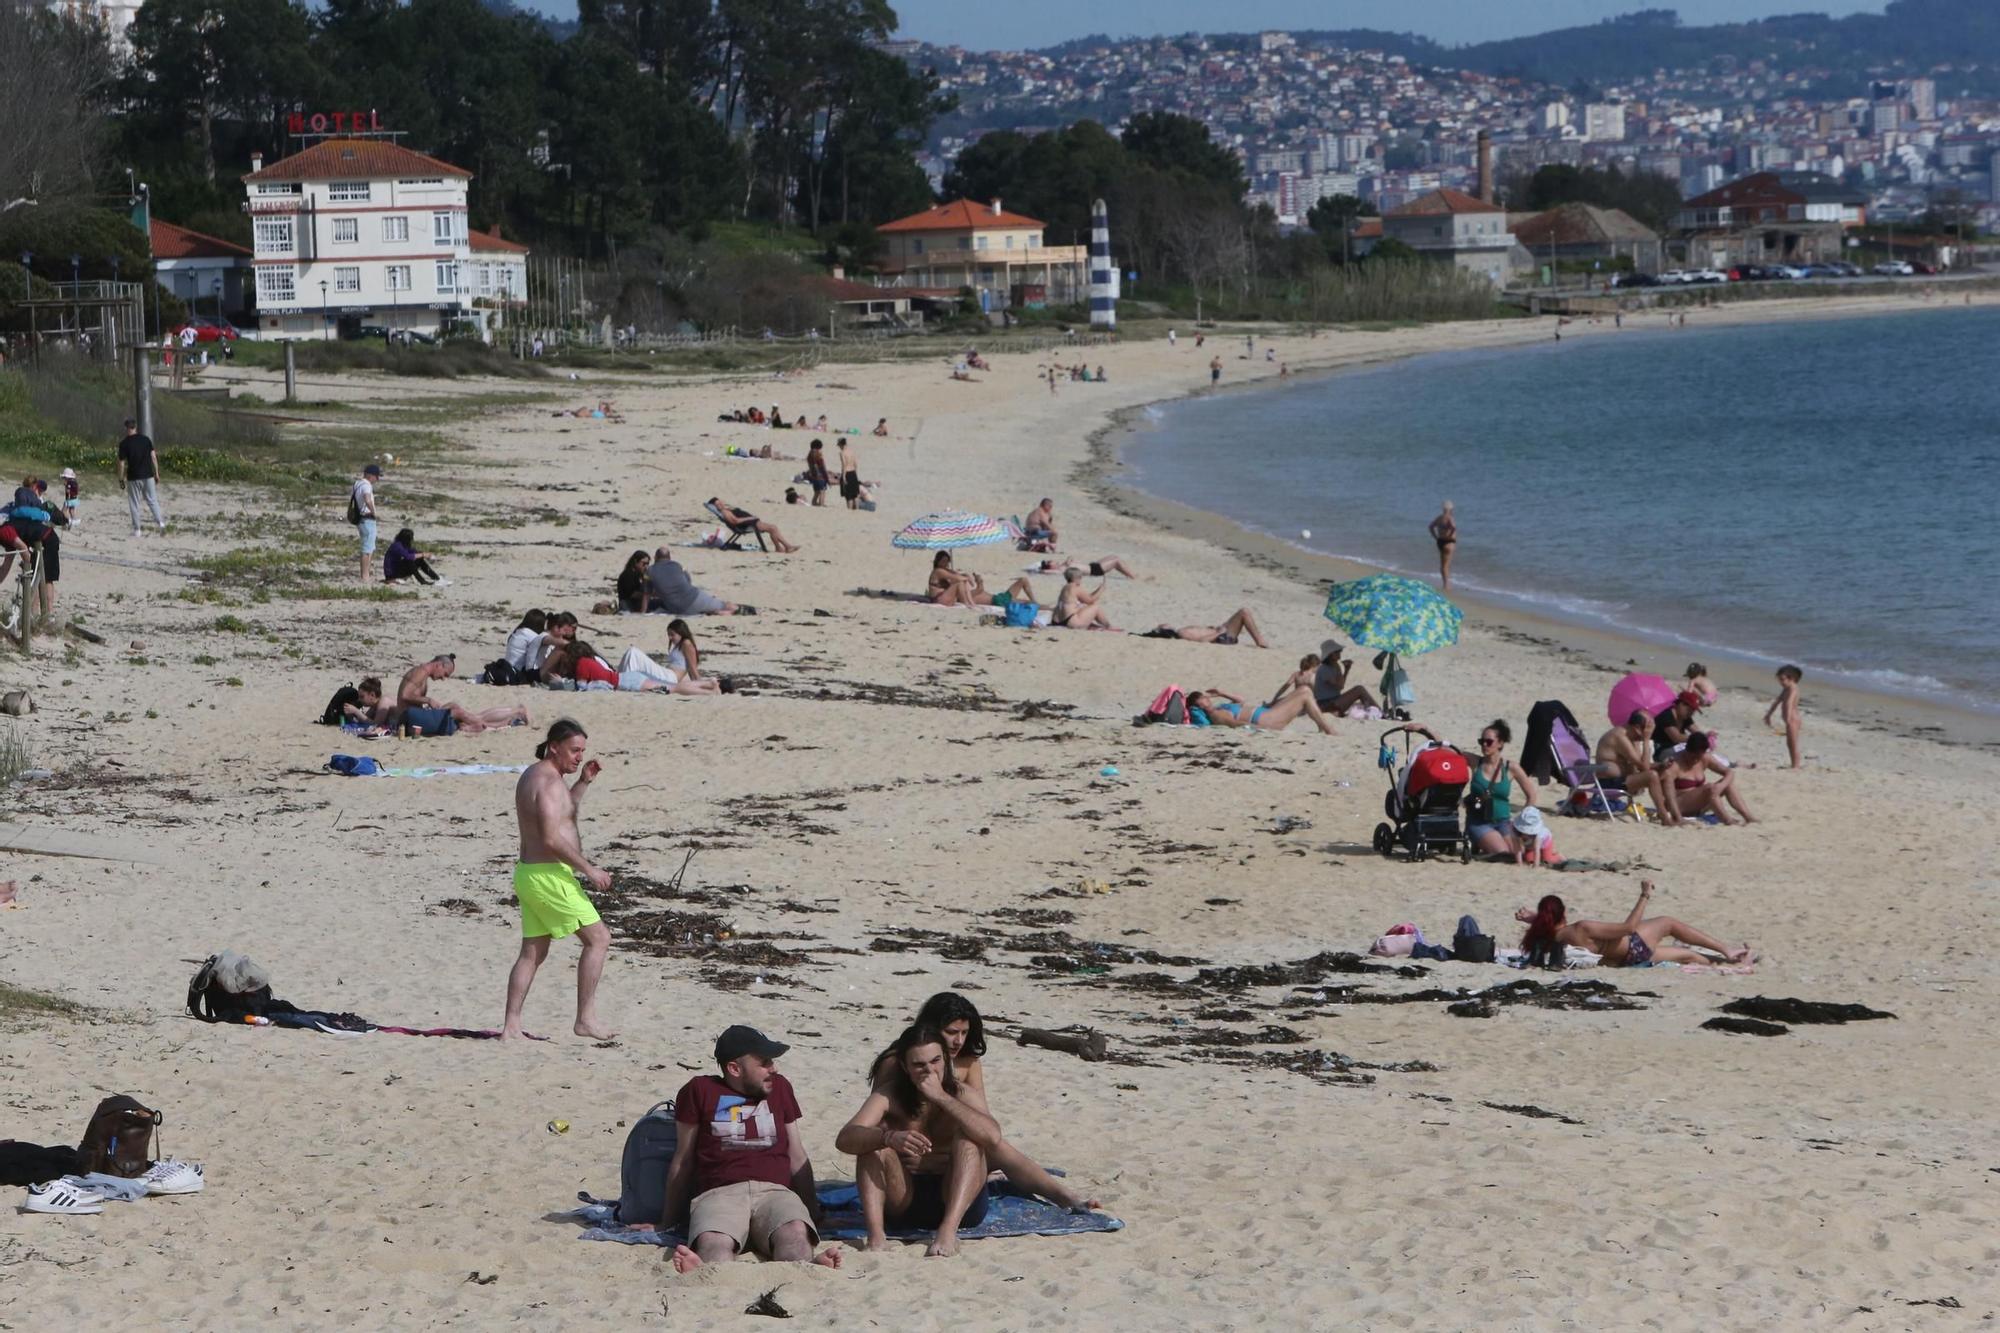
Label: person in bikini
xmin=1428 ymin=501 xmax=1457 ymax=590
xmin=1185 ymin=685 xmax=1337 ymax=735
xmin=927 ymin=551 xmax=1028 ymax=607
xmin=835 ymin=1023 xmax=1002 ymax=1257
xmin=898 ymin=993 xmax=1100 ymax=1212
xmin=1516 ymin=882 xmax=1753 ymax=968
xmin=1052 ymin=568 xmax=1115 ymax=630
xmin=1144 ymin=608 xmax=1269 ymax=648
xmin=1660 ymin=733 xmax=1757 ymax=824
xmin=1034 ymin=555 xmax=1138 ymax=579
xmin=1594 ymin=710 xmax=1680 ymax=825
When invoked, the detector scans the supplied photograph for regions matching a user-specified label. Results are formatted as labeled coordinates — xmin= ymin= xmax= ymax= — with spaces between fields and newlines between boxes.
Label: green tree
xmin=1306 ymin=194 xmax=1377 ymax=265
xmin=1119 ymin=110 xmax=1246 ymax=198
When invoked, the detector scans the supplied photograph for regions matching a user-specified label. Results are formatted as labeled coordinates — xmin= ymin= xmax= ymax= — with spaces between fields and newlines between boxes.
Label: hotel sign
xmin=288 ymin=110 xmax=385 ymax=136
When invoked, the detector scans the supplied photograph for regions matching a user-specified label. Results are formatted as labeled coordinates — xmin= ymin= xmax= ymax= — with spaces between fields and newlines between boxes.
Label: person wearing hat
xmin=662 ymin=1027 xmax=841 ymax=1274
xmin=351 ymin=463 xmax=382 ymax=582
xmin=1509 ymin=806 xmax=1558 ymax=867
xmin=1652 ymin=690 xmax=1704 ymax=762
xmin=59 ymin=468 xmax=80 ymax=531
xmin=1310 ymin=640 xmax=1382 ymax=716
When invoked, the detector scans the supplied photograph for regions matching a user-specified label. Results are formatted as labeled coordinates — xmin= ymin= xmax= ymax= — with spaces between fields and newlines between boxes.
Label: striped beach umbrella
xmin=1322 ymin=574 xmax=1462 ymax=657
xmin=891 ymin=509 xmax=1017 ymax=551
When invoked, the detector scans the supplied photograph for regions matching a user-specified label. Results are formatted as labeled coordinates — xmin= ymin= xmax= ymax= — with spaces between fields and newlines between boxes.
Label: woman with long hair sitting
xmin=615 ymin=550 xmax=651 ymax=612
xmin=1516 ymin=881 xmax=1754 ymax=968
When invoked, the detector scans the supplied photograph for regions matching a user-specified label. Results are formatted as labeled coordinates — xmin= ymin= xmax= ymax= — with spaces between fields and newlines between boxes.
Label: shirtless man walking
xmin=502 ymin=719 xmax=615 ymax=1040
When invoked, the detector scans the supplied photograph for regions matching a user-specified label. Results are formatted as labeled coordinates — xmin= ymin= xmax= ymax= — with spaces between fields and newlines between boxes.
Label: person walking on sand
xmin=1209 ymin=355 xmax=1222 ymax=386
xmin=662 ymin=1026 xmax=843 ymax=1273
xmin=117 ymin=418 xmax=166 ymax=537
xmin=1428 ymin=500 xmax=1457 ymax=589
xmin=503 ymin=719 xmax=615 ymax=1041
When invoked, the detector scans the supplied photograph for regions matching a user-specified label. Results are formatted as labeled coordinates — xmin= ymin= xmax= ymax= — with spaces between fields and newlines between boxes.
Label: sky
xmin=877 ymin=1 xmax=1889 ymax=52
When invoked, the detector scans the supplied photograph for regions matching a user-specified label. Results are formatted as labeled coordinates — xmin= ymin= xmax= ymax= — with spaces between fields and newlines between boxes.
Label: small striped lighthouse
xmin=1088 ymin=197 xmax=1116 ymax=332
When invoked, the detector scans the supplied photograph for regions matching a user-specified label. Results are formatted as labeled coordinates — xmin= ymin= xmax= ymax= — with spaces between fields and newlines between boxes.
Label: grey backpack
xmin=615 ymin=1101 xmax=679 ymax=1226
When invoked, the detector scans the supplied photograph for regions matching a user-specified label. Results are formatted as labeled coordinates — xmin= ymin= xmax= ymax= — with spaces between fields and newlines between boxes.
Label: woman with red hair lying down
xmin=1517 ymin=881 xmax=1755 ymax=968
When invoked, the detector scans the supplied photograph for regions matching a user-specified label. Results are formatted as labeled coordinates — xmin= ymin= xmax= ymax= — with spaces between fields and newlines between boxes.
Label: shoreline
xmin=1076 ymin=297 xmax=2000 ymax=752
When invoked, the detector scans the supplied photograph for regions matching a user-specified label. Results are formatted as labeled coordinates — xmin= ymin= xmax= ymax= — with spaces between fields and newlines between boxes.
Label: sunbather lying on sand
xmin=1517 ymin=881 xmax=1754 ymax=967
xmin=399 ymin=655 xmax=530 ymax=731
xmin=1142 ymin=608 xmax=1269 ymax=648
xmin=1034 ymin=555 xmax=1138 ymax=579
xmin=1185 ymin=685 xmax=1337 ymax=735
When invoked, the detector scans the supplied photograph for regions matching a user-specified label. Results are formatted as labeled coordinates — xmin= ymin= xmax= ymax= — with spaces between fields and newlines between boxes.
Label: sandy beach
xmin=4 ymin=293 xmax=1998 ymax=1329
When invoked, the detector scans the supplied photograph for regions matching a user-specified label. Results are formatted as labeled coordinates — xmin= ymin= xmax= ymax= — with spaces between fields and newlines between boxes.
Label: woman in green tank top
xmin=1468 ymin=719 xmax=1538 ymax=856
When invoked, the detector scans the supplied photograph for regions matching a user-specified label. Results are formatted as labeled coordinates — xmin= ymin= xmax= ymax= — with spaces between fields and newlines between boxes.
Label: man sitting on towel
xmin=662 ymin=1026 xmax=842 ymax=1273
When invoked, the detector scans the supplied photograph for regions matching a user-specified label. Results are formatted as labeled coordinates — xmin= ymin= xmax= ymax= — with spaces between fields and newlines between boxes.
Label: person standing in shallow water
xmin=503 ymin=719 xmax=615 ymax=1041
xmin=1428 ymin=500 xmax=1457 ymax=589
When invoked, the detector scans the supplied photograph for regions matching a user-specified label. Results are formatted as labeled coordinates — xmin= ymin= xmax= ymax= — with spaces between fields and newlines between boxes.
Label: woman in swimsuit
xmin=1428 ymin=501 xmax=1457 ymax=590
xmin=1036 ymin=555 xmax=1138 ymax=580
xmin=1517 ymin=882 xmax=1754 ymax=967
xmin=895 ymin=993 xmax=1100 ymax=1212
xmin=1660 ymin=732 xmax=1757 ymax=824
xmin=1186 ymin=686 xmax=1337 ymax=735
xmin=1053 ymin=568 xmax=1114 ymax=630
xmin=1148 ymin=608 xmax=1269 ymax=647
xmin=928 ymin=551 xmax=990 ymax=607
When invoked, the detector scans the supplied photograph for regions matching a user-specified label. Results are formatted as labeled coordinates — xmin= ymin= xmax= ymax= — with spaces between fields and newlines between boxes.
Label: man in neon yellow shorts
xmin=503 ymin=719 xmax=616 ymax=1040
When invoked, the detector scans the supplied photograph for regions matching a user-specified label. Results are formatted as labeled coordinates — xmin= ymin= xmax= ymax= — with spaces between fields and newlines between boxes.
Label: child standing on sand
xmin=1763 ymin=665 xmax=1804 ymax=768
xmin=1683 ymin=662 xmax=1718 ymax=707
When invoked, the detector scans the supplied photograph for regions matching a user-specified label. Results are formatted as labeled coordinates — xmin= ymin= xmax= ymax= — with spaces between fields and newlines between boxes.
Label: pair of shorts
xmin=1467 ymin=822 xmax=1503 ymax=844
xmin=513 ymin=862 xmax=600 ymax=940
xmin=358 ymin=518 xmax=379 ymax=554
xmin=689 ymin=1180 xmax=815 ymax=1254
xmin=839 ymin=475 xmax=861 ymax=500
xmin=402 ymin=706 xmax=457 ymax=737
xmin=900 ymin=1172 xmax=991 ymax=1230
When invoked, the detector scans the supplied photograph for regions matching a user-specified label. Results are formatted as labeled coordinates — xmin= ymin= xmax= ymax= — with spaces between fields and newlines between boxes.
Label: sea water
xmin=1120 ymin=306 xmax=1999 ymax=714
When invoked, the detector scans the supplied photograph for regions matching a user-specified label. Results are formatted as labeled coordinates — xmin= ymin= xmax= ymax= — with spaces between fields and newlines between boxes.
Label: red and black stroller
xmin=1372 ymin=727 xmax=1473 ymax=862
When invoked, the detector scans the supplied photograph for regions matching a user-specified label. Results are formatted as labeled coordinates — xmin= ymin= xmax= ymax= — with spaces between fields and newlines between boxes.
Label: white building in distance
xmin=46 ymin=0 xmax=142 ymax=53
xmin=241 ymin=139 xmax=524 ymax=340
xmin=1583 ymin=103 xmax=1627 ymax=143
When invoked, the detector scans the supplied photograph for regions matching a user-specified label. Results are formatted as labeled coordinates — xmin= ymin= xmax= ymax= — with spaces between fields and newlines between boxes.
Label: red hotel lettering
xmin=286 ymin=110 xmax=383 ymax=135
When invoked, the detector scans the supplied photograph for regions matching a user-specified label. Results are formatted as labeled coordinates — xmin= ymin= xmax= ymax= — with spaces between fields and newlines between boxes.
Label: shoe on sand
xmin=139 ymin=1160 xmax=205 ymax=1195
xmin=23 ymin=1181 xmax=104 ymax=1214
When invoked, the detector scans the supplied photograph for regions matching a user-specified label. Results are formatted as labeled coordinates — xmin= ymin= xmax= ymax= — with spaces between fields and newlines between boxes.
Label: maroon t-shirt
xmin=675 ymin=1073 xmax=800 ymax=1193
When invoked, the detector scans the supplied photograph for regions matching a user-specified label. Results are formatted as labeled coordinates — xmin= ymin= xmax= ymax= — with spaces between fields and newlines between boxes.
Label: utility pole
xmin=131 ymin=341 xmax=154 ymax=440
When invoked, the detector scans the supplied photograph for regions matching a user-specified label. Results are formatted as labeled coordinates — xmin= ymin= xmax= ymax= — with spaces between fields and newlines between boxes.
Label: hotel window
xmin=1030 ymin=234 xmax=1040 ymax=247
xmin=328 ymin=181 xmax=371 ymax=202
xmin=957 ymin=236 xmax=971 ymax=249
xmin=435 ymin=261 xmax=458 ymax=292
xmin=385 ymin=264 xmax=412 ymax=292
xmin=334 ymin=266 xmax=360 ymax=293
xmin=478 ymin=266 xmax=494 ymax=294
xmin=433 ymin=212 xmax=459 ymax=244
xmin=975 ymin=236 xmax=989 ymax=250
xmin=332 ymin=218 xmax=358 ymax=244
xmin=253 ymin=218 xmax=294 ymax=254
xmin=382 ymin=216 xmax=409 ymax=242
xmin=254 ymin=182 xmax=299 ymax=196
xmin=912 ymin=238 xmax=924 ymax=254
xmin=256 ymin=266 xmax=297 ymax=304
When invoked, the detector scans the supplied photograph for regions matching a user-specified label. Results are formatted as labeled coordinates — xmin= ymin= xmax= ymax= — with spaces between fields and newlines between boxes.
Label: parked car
xmin=1612 ymin=272 xmax=1660 ymax=288
xmin=168 ymin=315 xmax=240 ymax=343
xmin=1872 ymin=261 xmax=1915 ymax=276
xmin=1690 ymin=268 xmax=1730 ymax=284
xmin=1800 ymin=263 xmax=1839 ymax=278
xmin=1656 ymin=269 xmax=1691 ymax=285
xmin=1832 ymin=261 xmax=1863 ymax=277
xmin=1768 ymin=264 xmax=1809 ymax=280
xmin=1910 ymin=260 xmax=1940 ymax=275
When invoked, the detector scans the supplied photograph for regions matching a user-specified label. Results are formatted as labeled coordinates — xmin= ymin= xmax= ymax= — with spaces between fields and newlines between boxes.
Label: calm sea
xmin=1120 ymin=306 xmax=1999 ymax=714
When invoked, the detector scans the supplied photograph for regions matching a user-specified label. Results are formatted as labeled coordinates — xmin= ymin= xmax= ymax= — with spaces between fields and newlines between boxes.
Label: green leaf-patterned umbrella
xmin=1322 ymin=574 xmax=1462 ymax=657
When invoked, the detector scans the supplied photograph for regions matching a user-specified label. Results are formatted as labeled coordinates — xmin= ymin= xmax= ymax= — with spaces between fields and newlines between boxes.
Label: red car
xmin=167 ymin=315 xmax=241 ymax=343
xmin=1909 ymin=260 xmax=1940 ymax=275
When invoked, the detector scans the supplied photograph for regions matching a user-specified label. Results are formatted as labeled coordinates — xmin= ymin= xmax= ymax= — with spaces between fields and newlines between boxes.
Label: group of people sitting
xmin=1593 ymin=697 xmax=1757 ymax=826
xmin=614 ymin=549 xmax=751 ymax=616
xmin=652 ymin=993 xmax=1098 ymax=1274
xmin=324 ymin=653 xmax=531 ymax=736
xmin=718 ymin=406 xmax=828 ymax=432
xmin=497 ymin=607 xmax=729 ymax=696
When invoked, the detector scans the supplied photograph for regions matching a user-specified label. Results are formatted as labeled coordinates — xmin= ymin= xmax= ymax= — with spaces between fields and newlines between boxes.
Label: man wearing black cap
xmin=662 ymin=1026 xmax=842 ymax=1273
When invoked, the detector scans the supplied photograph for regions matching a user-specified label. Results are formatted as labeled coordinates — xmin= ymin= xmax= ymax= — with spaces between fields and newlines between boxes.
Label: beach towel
xmin=565 ymin=1177 xmax=1122 ymax=1246
xmin=325 ymin=757 xmax=529 ymax=779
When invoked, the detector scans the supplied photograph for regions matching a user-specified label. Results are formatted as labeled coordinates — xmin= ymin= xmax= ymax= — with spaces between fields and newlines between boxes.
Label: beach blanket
xmin=326 ymin=756 xmax=529 ymax=779
xmin=846 ymin=588 xmax=1003 ymax=616
xmin=566 ymin=1177 xmax=1122 ymax=1246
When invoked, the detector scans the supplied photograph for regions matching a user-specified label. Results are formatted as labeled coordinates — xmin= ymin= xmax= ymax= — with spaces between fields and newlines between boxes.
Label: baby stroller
xmin=1372 ymin=727 xmax=1473 ymax=862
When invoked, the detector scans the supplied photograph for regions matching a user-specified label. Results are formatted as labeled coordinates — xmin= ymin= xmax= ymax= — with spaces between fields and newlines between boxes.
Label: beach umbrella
xmin=891 ymin=509 xmax=1017 ymax=551
xmin=1607 ymin=672 xmax=1678 ymax=727
xmin=1321 ymin=574 xmax=1462 ymax=657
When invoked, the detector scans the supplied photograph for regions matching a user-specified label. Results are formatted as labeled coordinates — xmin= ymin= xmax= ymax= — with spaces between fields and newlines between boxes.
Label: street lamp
xmin=18 ymin=250 xmax=29 ymax=300
xmin=319 ymin=279 xmax=330 ymax=341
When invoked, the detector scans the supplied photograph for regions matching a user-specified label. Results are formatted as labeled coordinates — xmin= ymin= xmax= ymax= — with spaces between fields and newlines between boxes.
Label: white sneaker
xmin=23 ymin=1180 xmax=104 ymax=1214
xmin=138 ymin=1160 xmax=204 ymax=1195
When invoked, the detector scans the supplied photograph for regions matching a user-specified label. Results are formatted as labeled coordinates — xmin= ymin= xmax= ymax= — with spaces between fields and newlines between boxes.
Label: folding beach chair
xmin=704 ymin=499 xmax=767 ymax=551
xmin=1548 ymin=715 xmax=1627 ymax=820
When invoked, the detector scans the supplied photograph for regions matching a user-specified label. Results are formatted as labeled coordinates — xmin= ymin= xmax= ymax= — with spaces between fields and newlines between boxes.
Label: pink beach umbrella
xmin=1607 ymin=673 xmax=1677 ymax=727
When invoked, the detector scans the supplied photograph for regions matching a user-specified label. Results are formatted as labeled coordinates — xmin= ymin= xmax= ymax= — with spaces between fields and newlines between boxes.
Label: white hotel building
xmin=242 ymin=139 xmax=527 ymax=340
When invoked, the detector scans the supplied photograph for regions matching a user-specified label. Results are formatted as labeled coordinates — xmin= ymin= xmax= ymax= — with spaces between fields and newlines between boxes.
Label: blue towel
xmin=567 ymin=1177 xmax=1122 ymax=1246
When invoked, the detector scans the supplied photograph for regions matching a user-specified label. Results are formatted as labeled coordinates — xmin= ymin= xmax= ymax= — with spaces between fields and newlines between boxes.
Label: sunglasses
xmin=1478 ymin=737 xmax=1499 ymax=748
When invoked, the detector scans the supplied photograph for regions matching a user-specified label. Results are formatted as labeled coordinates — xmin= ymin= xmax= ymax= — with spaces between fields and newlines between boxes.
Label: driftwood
xmin=65 ymin=623 xmax=106 ymax=645
xmin=1017 ymin=1026 xmax=1109 ymax=1062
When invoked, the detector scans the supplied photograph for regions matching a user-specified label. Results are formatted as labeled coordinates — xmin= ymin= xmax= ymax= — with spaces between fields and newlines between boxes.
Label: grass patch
xmin=0 ymin=726 xmax=30 ymax=784
xmin=0 ymin=982 xmax=97 ymax=1027
xmin=229 ymin=339 xmax=550 ymax=380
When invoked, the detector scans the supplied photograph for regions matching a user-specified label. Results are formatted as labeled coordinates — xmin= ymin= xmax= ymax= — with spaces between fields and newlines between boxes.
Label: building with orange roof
xmin=874 ymin=198 xmax=1088 ymax=312
xmin=148 ymin=219 xmax=253 ymax=320
xmin=240 ymin=138 xmax=524 ymax=340
xmin=1383 ymin=188 xmax=1525 ymax=285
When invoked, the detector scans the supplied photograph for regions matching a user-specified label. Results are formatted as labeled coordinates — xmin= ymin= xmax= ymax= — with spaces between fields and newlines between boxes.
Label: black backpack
xmin=615 ymin=1101 xmax=679 ymax=1226
xmin=1453 ymin=914 xmax=1497 ymax=964
xmin=320 ymin=684 xmax=362 ymax=726
xmin=483 ymin=658 xmax=525 ymax=686
xmin=186 ymin=954 xmax=273 ymax=1022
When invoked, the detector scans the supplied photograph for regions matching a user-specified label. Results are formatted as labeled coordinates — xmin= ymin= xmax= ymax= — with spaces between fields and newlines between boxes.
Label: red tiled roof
xmin=149 ymin=219 xmax=251 ymax=260
xmin=1351 ymin=218 xmax=1384 ymax=239
xmin=244 ymin=139 xmax=471 ymax=183
xmin=469 ymin=226 xmax=529 ymax=255
xmin=878 ymin=199 xmax=1045 ymax=233
xmin=1387 ymin=188 xmax=1504 ymax=217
